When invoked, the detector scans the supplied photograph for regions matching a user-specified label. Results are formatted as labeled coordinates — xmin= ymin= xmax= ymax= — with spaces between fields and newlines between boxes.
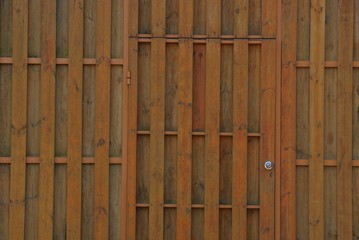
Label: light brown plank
xmin=204 ymin=39 xmax=220 ymax=240
xmin=207 ymin=0 xmax=221 ymax=37
xmin=259 ymin=40 xmax=276 ymax=240
xmin=232 ymin=40 xmax=248 ymax=239
xmin=9 ymin=0 xmax=28 ymax=238
xmin=337 ymin=0 xmax=354 ymax=238
xmin=66 ymin=0 xmax=84 ymax=238
xmin=149 ymin=38 xmax=165 ymax=240
xmin=234 ymin=0 xmax=248 ymax=37
xmin=176 ymin=39 xmax=193 ymax=239
xmin=151 ymin=0 xmax=165 ymax=36
xmin=262 ymin=0 xmax=276 ymax=37
xmin=94 ymin=0 xmax=111 ymax=238
xmin=37 ymin=0 xmax=56 ymax=238
xmin=178 ymin=0 xmax=193 ymax=37
xmin=281 ymin=0 xmax=297 ymax=238
xmin=0 ymin=165 xmax=10 ymax=239
xmin=126 ymin=38 xmax=138 ymax=240
xmin=309 ymin=0 xmax=325 ymax=238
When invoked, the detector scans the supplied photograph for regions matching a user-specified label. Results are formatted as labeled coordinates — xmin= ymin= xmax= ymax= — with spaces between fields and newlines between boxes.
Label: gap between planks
xmin=0 ymin=57 xmax=123 ymax=65
xmin=135 ymin=203 xmax=260 ymax=209
xmin=0 ymin=157 xmax=122 ymax=164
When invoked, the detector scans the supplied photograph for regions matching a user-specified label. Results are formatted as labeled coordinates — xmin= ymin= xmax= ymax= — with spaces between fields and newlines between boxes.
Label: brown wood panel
xmin=109 ymin=165 xmax=122 ymax=239
xmin=176 ymin=38 xmax=193 ymax=239
xmin=0 ymin=0 xmax=12 ymax=57
xmin=67 ymin=0 xmax=83 ymax=237
xmin=297 ymin=0 xmax=310 ymax=61
xmin=165 ymin=44 xmax=178 ymax=131
xmin=149 ymin=38 xmax=165 ymax=239
xmin=219 ymin=137 xmax=232 ymax=204
xmin=110 ymin=66 xmax=123 ymax=157
xmin=164 ymin=136 xmax=177 ymax=204
xmin=337 ymin=0 xmax=354 ymax=238
xmin=259 ymin=40 xmax=276 ymax=240
xmin=25 ymin=165 xmax=39 ymax=240
xmin=232 ymin=40 xmax=248 ymax=239
xmin=296 ymin=167 xmax=309 ymax=240
xmin=0 ymin=165 xmax=10 ymax=240
xmin=53 ymin=165 xmax=67 ymax=240
xmin=281 ymin=0 xmax=297 ymax=238
xmin=204 ymin=39 xmax=220 ymax=240
xmin=193 ymin=44 xmax=206 ymax=132
xmin=220 ymin=45 xmax=233 ymax=132
xmin=166 ymin=0 xmax=178 ymax=34
xmin=38 ymin=0 xmax=56 ymax=238
xmin=178 ymin=0 xmax=193 ymax=37
xmin=0 ymin=65 xmax=12 ymax=157
xmin=219 ymin=209 xmax=231 ymax=240
xmin=9 ymin=0 xmax=28 ymax=238
xmin=94 ymin=0 xmax=111 ymax=237
xmin=234 ymin=0 xmax=248 ymax=37
xmin=82 ymin=165 xmax=94 ymax=240
xmin=193 ymin=0 xmax=206 ymax=35
xmin=192 ymin=136 xmax=205 ymax=204
xmin=324 ymin=69 xmax=337 ymax=160
xmin=221 ymin=0 xmax=234 ymax=35
xmin=324 ymin=167 xmax=337 ymax=239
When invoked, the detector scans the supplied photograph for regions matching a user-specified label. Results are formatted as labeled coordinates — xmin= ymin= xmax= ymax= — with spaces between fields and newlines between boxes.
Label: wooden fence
xmin=0 ymin=0 xmax=359 ymax=239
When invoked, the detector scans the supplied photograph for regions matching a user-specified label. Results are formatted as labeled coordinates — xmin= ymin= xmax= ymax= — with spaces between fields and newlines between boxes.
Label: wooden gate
xmin=126 ymin=0 xmax=279 ymax=239
xmin=280 ymin=0 xmax=359 ymax=239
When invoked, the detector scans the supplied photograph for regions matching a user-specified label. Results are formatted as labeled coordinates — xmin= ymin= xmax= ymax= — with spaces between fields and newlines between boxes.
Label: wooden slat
xmin=94 ymin=0 xmax=111 ymax=238
xmin=337 ymin=0 xmax=354 ymax=238
xmin=9 ymin=0 xmax=28 ymax=238
xmin=149 ymin=38 xmax=166 ymax=240
xmin=207 ymin=0 xmax=221 ymax=37
xmin=259 ymin=40 xmax=276 ymax=240
xmin=234 ymin=0 xmax=248 ymax=37
xmin=37 ymin=0 xmax=56 ymax=238
xmin=121 ymin=0 xmax=130 ymax=238
xmin=127 ymin=38 xmax=138 ymax=240
xmin=176 ymin=39 xmax=193 ymax=239
xmin=204 ymin=39 xmax=220 ymax=240
xmin=309 ymin=0 xmax=325 ymax=238
xmin=151 ymin=0 xmax=165 ymax=36
xmin=232 ymin=40 xmax=248 ymax=239
xmin=178 ymin=0 xmax=193 ymax=37
xmin=281 ymin=0 xmax=297 ymax=238
xmin=262 ymin=0 xmax=277 ymax=38
xmin=66 ymin=0 xmax=83 ymax=238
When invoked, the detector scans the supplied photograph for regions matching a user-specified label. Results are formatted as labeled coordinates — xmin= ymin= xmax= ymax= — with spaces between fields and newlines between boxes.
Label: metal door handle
xmin=264 ymin=161 xmax=273 ymax=170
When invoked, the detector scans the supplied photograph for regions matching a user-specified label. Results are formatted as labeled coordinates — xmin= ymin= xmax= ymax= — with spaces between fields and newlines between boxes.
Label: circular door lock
xmin=264 ymin=161 xmax=273 ymax=170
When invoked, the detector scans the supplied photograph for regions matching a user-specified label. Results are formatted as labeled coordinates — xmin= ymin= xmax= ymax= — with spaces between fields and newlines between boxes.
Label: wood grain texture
xmin=176 ymin=39 xmax=193 ymax=239
xmin=179 ymin=0 xmax=193 ymax=37
xmin=309 ymin=0 xmax=325 ymax=238
xmin=9 ymin=0 xmax=28 ymax=238
xmin=149 ymin=38 xmax=165 ymax=240
xmin=204 ymin=39 xmax=220 ymax=240
xmin=337 ymin=0 xmax=354 ymax=238
xmin=37 ymin=0 xmax=56 ymax=238
xmin=67 ymin=0 xmax=84 ymax=238
xmin=94 ymin=0 xmax=111 ymax=238
xmin=152 ymin=0 xmax=165 ymax=36
xmin=281 ymin=0 xmax=297 ymax=238
xmin=234 ymin=0 xmax=248 ymax=37
xmin=207 ymin=0 xmax=221 ymax=37
xmin=262 ymin=0 xmax=276 ymax=37
xmin=232 ymin=40 xmax=248 ymax=239
xmin=259 ymin=40 xmax=276 ymax=240
xmin=127 ymin=38 xmax=138 ymax=240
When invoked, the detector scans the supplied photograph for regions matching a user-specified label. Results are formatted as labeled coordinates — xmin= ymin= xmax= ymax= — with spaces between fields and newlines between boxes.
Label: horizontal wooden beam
xmin=0 ymin=157 xmax=122 ymax=164
xmin=297 ymin=61 xmax=359 ymax=68
xmin=136 ymin=130 xmax=261 ymax=137
xmin=0 ymin=57 xmax=123 ymax=65
xmin=135 ymin=203 xmax=260 ymax=209
xmin=296 ymin=159 xmax=359 ymax=167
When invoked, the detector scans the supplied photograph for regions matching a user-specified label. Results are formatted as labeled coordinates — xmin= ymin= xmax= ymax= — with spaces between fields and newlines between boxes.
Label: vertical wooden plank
xmin=207 ymin=0 xmax=220 ymax=37
xmin=94 ymin=0 xmax=111 ymax=238
xmin=337 ymin=0 xmax=354 ymax=239
xmin=82 ymin=165 xmax=95 ymax=240
xmin=0 ymin=0 xmax=13 ymax=57
xmin=259 ymin=40 xmax=276 ymax=240
xmin=248 ymin=0 xmax=261 ymax=35
xmin=296 ymin=167 xmax=309 ymax=240
xmin=9 ymin=0 xmax=28 ymax=238
xmin=152 ymin=0 xmax=165 ymax=36
xmin=178 ymin=0 xmax=193 ymax=37
xmin=281 ymin=0 xmax=297 ymax=238
xmin=176 ymin=39 xmax=193 ymax=240
xmin=25 ymin=165 xmax=39 ymax=240
xmin=0 ymin=165 xmax=10 ymax=240
xmin=193 ymin=44 xmax=206 ymax=132
xmin=149 ymin=38 xmax=165 ymax=240
xmin=232 ymin=39 xmax=248 ymax=240
xmin=297 ymin=0 xmax=310 ymax=61
xmin=67 ymin=0 xmax=84 ymax=238
xmin=53 ymin=165 xmax=67 ymax=240
xmin=309 ymin=0 xmax=325 ymax=238
xmin=262 ymin=0 xmax=276 ymax=37
xmin=204 ymin=39 xmax=220 ymax=240
xmin=127 ymin=38 xmax=138 ymax=240
xmin=0 ymin=65 xmax=12 ymax=156
xmin=193 ymin=0 xmax=206 ymax=35
xmin=324 ymin=167 xmax=337 ymax=239
xmin=109 ymin=165 xmax=122 ymax=240
xmin=37 ymin=0 xmax=56 ymax=238
xmin=234 ymin=0 xmax=248 ymax=38
xmin=221 ymin=0 xmax=234 ymax=35
xmin=166 ymin=0 xmax=178 ymax=34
